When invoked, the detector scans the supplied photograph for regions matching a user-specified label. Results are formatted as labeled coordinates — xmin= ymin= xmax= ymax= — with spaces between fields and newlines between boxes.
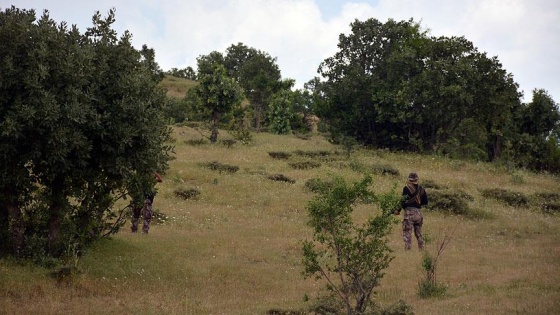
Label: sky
xmin=4 ymin=0 xmax=559 ymax=103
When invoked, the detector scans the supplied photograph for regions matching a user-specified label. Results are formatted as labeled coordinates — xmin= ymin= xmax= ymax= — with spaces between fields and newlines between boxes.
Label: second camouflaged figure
xmin=398 ymin=172 xmax=428 ymax=250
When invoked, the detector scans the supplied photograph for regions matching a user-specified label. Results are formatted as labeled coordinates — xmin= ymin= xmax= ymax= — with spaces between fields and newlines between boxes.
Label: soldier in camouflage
xmin=396 ymin=172 xmax=428 ymax=250
xmin=131 ymin=172 xmax=163 ymax=234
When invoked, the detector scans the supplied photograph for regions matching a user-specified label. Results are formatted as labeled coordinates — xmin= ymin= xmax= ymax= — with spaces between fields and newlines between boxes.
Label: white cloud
xmin=4 ymin=0 xmax=559 ymax=102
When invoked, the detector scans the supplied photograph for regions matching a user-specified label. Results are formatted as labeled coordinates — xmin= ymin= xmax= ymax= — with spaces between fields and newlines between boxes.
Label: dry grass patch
xmin=2 ymin=126 xmax=560 ymax=314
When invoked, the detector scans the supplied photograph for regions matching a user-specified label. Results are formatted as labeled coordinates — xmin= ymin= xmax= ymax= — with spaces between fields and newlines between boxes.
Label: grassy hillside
xmin=1 ymin=126 xmax=560 ymax=314
xmin=160 ymin=74 xmax=197 ymax=99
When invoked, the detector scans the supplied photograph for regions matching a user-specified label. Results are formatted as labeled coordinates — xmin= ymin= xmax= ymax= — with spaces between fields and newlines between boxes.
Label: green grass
xmin=160 ymin=74 xmax=197 ymax=99
xmin=1 ymin=125 xmax=560 ymax=314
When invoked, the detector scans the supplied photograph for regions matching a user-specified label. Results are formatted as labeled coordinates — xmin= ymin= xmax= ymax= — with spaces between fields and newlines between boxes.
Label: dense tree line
xmin=311 ymin=18 xmax=559 ymax=173
xmin=164 ymin=18 xmax=558 ymax=172
xmin=0 ymin=7 xmax=172 ymax=261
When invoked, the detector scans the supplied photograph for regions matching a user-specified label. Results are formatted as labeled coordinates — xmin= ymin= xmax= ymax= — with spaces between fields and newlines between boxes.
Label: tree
xmin=521 ymin=89 xmax=560 ymax=137
xmin=317 ymin=17 xmax=522 ymax=163
xmin=317 ymin=18 xmax=427 ymax=149
xmin=0 ymin=7 xmax=172 ymax=259
xmin=302 ymin=176 xmax=400 ymax=314
xmin=268 ymin=90 xmax=294 ymax=134
xmin=166 ymin=66 xmax=197 ymax=80
xmin=193 ymin=63 xmax=244 ymax=142
xmin=509 ymin=89 xmax=560 ymax=171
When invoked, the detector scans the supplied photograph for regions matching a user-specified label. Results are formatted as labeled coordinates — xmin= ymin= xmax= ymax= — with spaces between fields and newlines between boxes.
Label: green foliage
xmin=173 ymin=187 xmax=201 ymax=200
xmin=228 ymin=123 xmax=254 ymax=145
xmin=427 ymin=191 xmax=472 ymax=215
xmin=267 ymin=174 xmax=295 ymax=184
xmin=220 ymin=139 xmax=237 ymax=148
xmin=200 ymin=161 xmax=239 ymax=174
xmin=293 ymin=150 xmax=333 ymax=158
xmin=315 ymin=16 xmax=538 ymax=174
xmin=302 ymin=175 xmax=400 ymax=314
xmin=193 ymin=63 xmax=244 ymax=143
xmin=268 ymin=90 xmax=295 ymax=134
xmin=289 ymin=161 xmax=322 ymax=170
xmin=223 ymin=43 xmax=286 ymax=130
xmin=268 ymin=151 xmax=292 ymax=160
xmin=162 ymin=97 xmax=189 ymax=123
xmin=417 ymin=277 xmax=447 ymax=299
xmin=438 ymin=119 xmax=488 ymax=161
xmin=165 ymin=66 xmax=197 ymax=80
xmin=418 ymin=237 xmax=451 ymax=299
xmin=480 ymin=188 xmax=528 ymax=207
xmin=305 ymin=178 xmax=335 ymax=194
xmin=531 ymin=192 xmax=560 ymax=213
xmin=0 ymin=7 xmax=172 ymax=260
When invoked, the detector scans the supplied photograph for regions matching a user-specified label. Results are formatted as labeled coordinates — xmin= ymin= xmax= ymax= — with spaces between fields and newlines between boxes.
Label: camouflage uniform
xmin=131 ymin=173 xmax=162 ymax=234
xmin=131 ymin=196 xmax=154 ymax=234
xmin=401 ymin=173 xmax=428 ymax=250
xmin=402 ymin=207 xmax=424 ymax=250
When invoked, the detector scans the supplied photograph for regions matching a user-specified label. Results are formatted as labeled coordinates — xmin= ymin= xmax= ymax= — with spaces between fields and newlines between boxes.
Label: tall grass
xmin=1 ymin=126 xmax=560 ymax=314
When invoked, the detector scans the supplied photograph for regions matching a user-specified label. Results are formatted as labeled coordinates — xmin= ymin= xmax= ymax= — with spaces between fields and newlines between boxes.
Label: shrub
xmin=267 ymin=174 xmax=295 ymax=184
xmin=418 ymin=278 xmax=447 ymax=299
xmin=229 ymin=127 xmax=253 ymax=145
xmin=268 ymin=151 xmax=292 ymax=160
xmin=480 ymin=188 xmax=528 ymax=207
xmin=173 ymin=187 xmax=201 ymax=200
xmin=418 ymin=237 xmax=451 ymax=299
xmin=289 ymin=161 xmax=321 ymax=170
xmin=220 ymin=139 xmax=237 ymax=148
xmin=293 ymin=150 xmax=332 ymax=158
xmin=200 ymin=161 xmax=239 ymax=173
xmin=532 ymin=192 xmax=560 ymax=213
xmin=427 ymin=191 xmax=471 ymax=215
xmin=305 ymin=178 xmax=334 ymax=193
xmin=302 ymin=176 xmax=400 ymax=315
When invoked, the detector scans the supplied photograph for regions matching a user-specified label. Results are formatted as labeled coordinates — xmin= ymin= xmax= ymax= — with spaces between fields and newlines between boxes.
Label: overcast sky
xmin=4 ymin=0 xmax=559 ymax=103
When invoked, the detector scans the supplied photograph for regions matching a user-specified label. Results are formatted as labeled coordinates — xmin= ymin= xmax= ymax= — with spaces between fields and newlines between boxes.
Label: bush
xmin=220 ymin=139 xmax=237 ymax=148
xmin=418 ymin=278 xmax=447 ymax=299
xmin=293 ymin=150 xmax=332 ymax=158
xmin=200 ymin=161 xmax=239 ymax=173
xmin=532 ymin=192 xmax=560 ymax=213
xmin=305 ymin=178 xmax=334 ymax=193
xmin=229 ymin=127 xmax=253 ymax=145
xmin=480 ymin=188 xmax=528 ymax=207
xmin=267 ymin=174 xmax=295 ymax=184
xmin=427 ymin=190 xmax=471 ymax=215
xmin=173 ymin=187 xmax=201 ymax=200
xmin=268 ymin=151 xmax=292 ymax=160
xmin=289 ymin=161 xmax=321 ymax=170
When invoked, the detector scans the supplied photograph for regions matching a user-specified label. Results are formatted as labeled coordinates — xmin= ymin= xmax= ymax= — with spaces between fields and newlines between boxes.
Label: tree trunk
xmin=1 ymin=188 xmax=25 ymax=258
xmin=210 ymin=110 xmax=220 ymax=143
xmin=48 ymin=176 xmax=65 ymax=255
xmin=7 ymin=203 xmax=25 ymax=258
